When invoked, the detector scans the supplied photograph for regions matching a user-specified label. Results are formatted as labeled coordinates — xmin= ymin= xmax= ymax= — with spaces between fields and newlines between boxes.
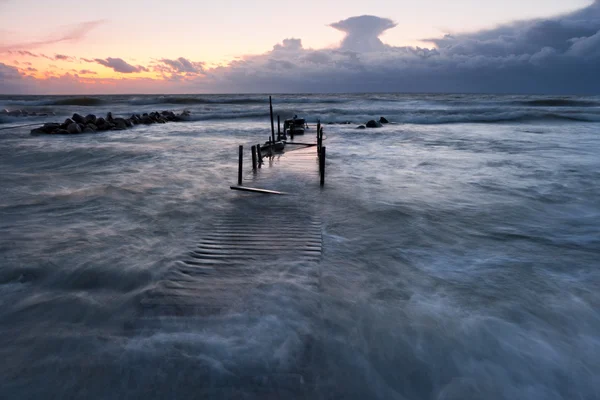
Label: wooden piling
xmin=251 ymin=145 xmax=257 ymax=171
xmin=316 ymin=120 xmax=322 ymax=153
xmin=320 ymin=146 xmax=326 ymax=186
xmin=269 ymin=96 xmax=275 ymax=145
xmin=238 ymin=145 xmax=243 ymax=185
xmin=256 ymin=143 xmax=263 ymax=164
xmin=277 ymin=115 xmax=281 ymax=141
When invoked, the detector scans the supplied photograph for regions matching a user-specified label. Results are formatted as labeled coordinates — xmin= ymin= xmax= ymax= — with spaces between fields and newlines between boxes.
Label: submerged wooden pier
xmin=134 ymin=127 xmax=328 ymax=396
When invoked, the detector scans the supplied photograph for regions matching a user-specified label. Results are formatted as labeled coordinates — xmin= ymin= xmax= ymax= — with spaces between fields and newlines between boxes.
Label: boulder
xmin=106 ymin=112 xmax=113 ymax=122
xmin=30 ymin=128 xmax=46 ymax=135
xmin=357 ymin=125 xmax=366 ymax=129
xmin=8 ymin=110 xmax=22 ymax=116
xmin=379 ymin=117 xmax=389 ymax=124
xmin=83 ymin=127 xmax=95 ymax=133
xmin=86 ymin=123 xmax=98 ymax=131
xmin=67 ymin=123 xmax=82 ymax=134
xmin=56 ymin=129 xmax=70 ymax=135
xmin=61 ymin=118 xmax=74 ymax=129
xmin=72 ymin=113 xmax=85 ymax=124
xmin=366 ymin=120 xmax=382 ymax=128
xmin=41 ymin=123 xmax=61 ymax=133
xmin=85 ymin=114 xmax=97 ymax=124
xmin=113 ymin=118 xmax=128 ymax=130
xmin=141 ymin=115 xmax=154 ymax=124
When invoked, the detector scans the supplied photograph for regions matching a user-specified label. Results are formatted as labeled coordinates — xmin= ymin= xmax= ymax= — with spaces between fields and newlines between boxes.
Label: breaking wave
xmin=519 ymin=99 xmax=600 ymax=107
xmin=46 ymin=97 xmax=105 ymax=106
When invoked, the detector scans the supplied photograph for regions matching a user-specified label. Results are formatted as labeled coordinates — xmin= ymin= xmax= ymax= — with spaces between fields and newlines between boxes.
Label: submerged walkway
xmin=134 ymin=143 xmax=325 ymax=397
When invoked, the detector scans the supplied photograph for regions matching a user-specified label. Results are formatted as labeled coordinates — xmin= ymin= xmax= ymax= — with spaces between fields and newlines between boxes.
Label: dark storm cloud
xmin=94 ymin=57 xmax=148 ymax=73
xmin=197 ymin=3 xmax=600 ymax=94
xmin=0 ymin=62 xmax=27 ymax=92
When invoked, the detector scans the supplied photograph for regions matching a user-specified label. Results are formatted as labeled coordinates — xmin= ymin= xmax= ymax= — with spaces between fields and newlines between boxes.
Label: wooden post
xmin=238 ymin=145 xmax=243 ymax=185
xmin=317 ymin=120 xmax=321 ymax=153
xmin=320 ymin=146 xmax=326 ymax=186
xmin=257 ymin=143 xmax=263 ymax=164
xmin=269 ymin=96 xmax=275 ymax=145
xmin=277 ymin=115 xmax=281 ymax=141
xmin=251 ymin=145 xmax=257 ymax=171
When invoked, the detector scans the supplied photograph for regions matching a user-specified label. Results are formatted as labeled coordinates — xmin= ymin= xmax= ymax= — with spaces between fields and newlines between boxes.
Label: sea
xmin=0 ymin=93 xmax=599 ymax=399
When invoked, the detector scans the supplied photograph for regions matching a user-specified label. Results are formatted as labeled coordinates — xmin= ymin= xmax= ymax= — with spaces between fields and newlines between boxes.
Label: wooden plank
xmin=285 ymin=142 xmax=317 ymax=146
xmin=230 ymin=185 xmax=287 ymax=195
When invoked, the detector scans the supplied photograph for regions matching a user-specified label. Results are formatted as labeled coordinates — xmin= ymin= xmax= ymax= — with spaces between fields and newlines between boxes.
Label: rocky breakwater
xmin=30 ymin=110 xmax=191 ymax=135
xmin=357 ymin=116 xmax=389 ymax=129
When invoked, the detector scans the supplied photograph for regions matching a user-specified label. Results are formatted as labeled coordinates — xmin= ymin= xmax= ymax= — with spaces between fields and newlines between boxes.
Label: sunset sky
xmin=0 ymin=0 xmax=598 ymax=94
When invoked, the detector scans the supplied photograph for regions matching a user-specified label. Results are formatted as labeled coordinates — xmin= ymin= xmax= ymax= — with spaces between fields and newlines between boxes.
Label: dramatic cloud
xmin=0 ymin=62 xmax=27 ymax=93
xmin=0 ymin=20 xmax=105 ymax=52
xmin=330 ymin=15 xmax=397 ymax=52
xmin=158 ymin=57 xmax=204 ymax=74
xmin=3 ymin=2 xmax=600 ymax=94
xmin=195 ymin=3 xmax=600 ymax=94
xmin=94 ymin=57 xmax=148 ymax=73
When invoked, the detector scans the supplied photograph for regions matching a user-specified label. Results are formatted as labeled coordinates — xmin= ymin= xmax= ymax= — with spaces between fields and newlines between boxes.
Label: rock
xmin=85 ymin=114 xmax=97 ymax=124
xmin=41 ymin=123 xmax=61 ymax=133
xmin=107 ymin=112 xmax=113 ymax=122
xmin=83 ymin=127 xmax=95 ymax=133
xmin=141 ymin=115 xmax=154 ymax=124
xmin=8 ymin=110 xmax=22 ymax=116
xmin=95 ymin=118 xmax=109 ymax=131
xmin=366 ymin=120 xmax=382 ymax=128
xmin=357 ymin=125 xmax=366 ymax=129
xmin=379 ymin=116 xmax=389 ymax=124
xmin=113 ymin=118 xmax=128 ymax=130
xmin=61 ymin=118 xmax=74 ymax=129
xmin=56 ymin=129 xmax=70 ymax=135
xmin=30 ymin=128 xmax=46 ymax=135
xmin=86 ymin=123 xmax=98 ymax=131
xmin=67 ymin=123 xmax=82 ymax=134
xmin=72 ymin=113 xmax=85 ymax=124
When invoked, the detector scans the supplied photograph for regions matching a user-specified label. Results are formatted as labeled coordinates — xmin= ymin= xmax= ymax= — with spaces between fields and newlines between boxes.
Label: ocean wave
xmin=128 ymin=96 xmax=266 ymax=105
xmin=519 ymin=99 xmax=599 ymax=107
xmin=318 ymin=110 xmax=600 ymax=125
xmin=46 ymin=97 xmax=105 ymax=106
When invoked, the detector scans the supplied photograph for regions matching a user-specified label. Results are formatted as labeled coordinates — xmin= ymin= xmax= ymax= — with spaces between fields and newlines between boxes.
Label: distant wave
xmin=129 ymin=96 xmax=347 ymax=106
xmin=47 ymin=97 xmax=105 ymax=106
xmin=147 ymin=97 xmax=265 ymax=105
xmin=318 ymin=110 xmax=600 ymax=125
xmin=519 ymin=99 xmax=599 ymax=107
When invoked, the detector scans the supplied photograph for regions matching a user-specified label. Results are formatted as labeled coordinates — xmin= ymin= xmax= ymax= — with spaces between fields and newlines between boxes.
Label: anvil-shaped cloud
xmin=330 ymin=15 xmax=397 ymax=52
